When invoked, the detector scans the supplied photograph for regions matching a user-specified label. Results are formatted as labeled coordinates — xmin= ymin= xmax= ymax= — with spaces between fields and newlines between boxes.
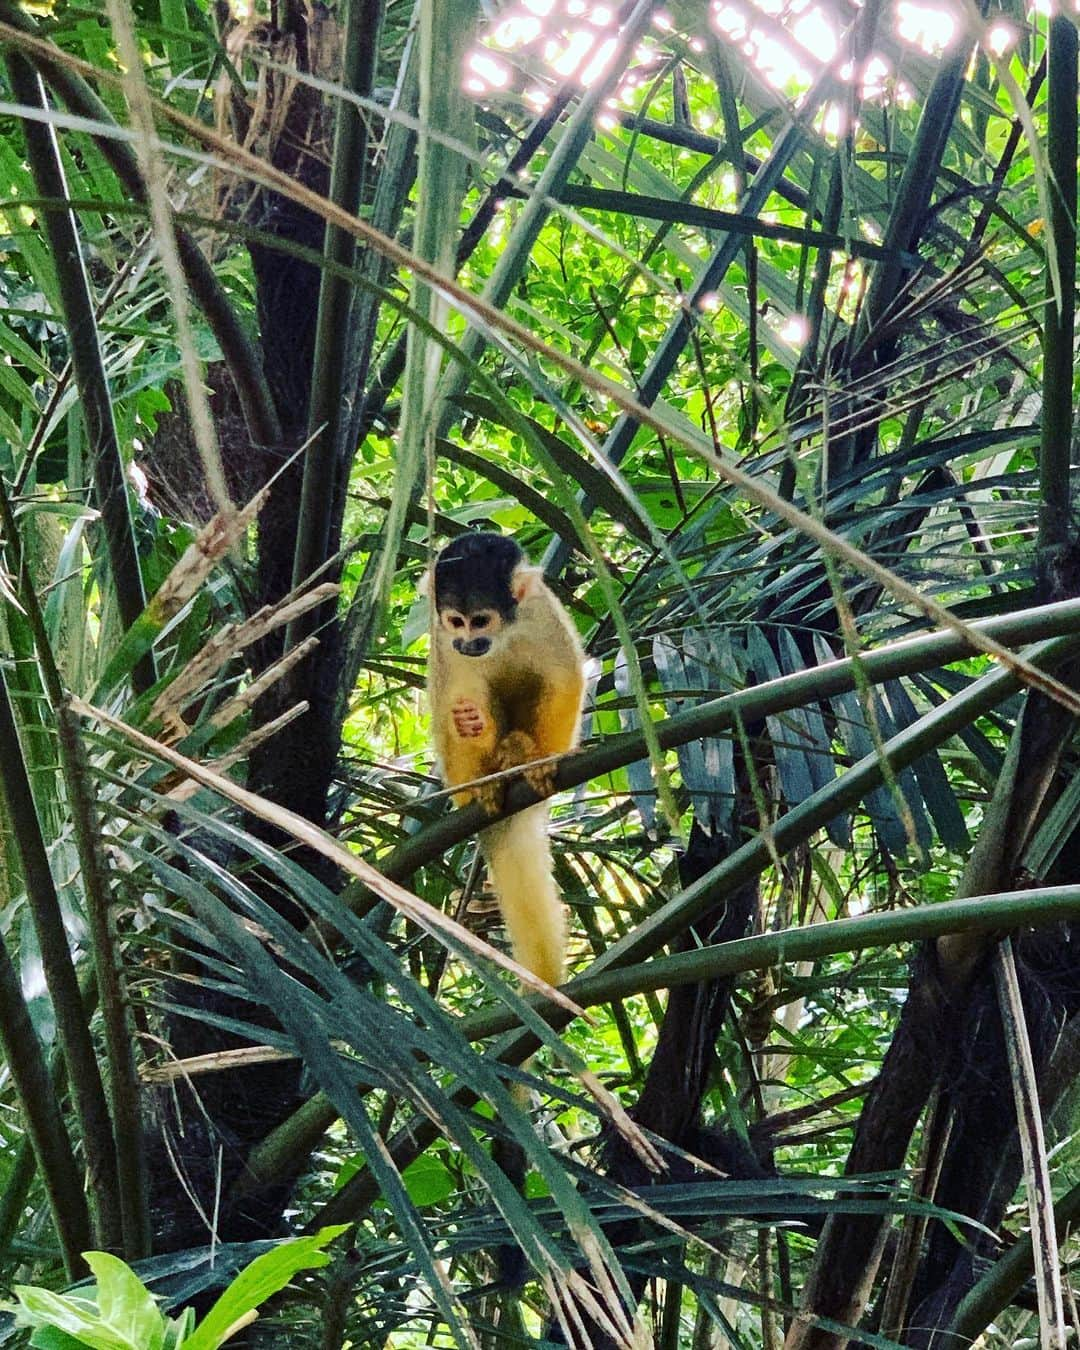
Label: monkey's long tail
xmin=481 ymin=803 xmax=565 ymax=1287
xmin=481 ymin=802 xmax=566 ymax=990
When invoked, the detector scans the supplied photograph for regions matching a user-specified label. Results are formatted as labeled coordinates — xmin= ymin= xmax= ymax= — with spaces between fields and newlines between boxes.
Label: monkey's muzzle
xmin=453 ymin=637 xmax=492 ymax=657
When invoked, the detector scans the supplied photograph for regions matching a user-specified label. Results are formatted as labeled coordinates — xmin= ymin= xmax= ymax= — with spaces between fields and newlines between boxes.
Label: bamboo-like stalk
xmin=0 ymin=588 xmax=55 ymax=831
xmin=0 ymin=0 xmax=281 ymax=449
xmin=103 ymin=0 xmax=231 ymax=518
xmin=777 ymin=165 xmax=843 ymax=505
xmin=0 ymin=995 xmax=89 ymax=1254
xmin=0 ymin=926 xmax=90 ymax=1277
xmin=342 ymin=23 xmax=418 ymax=452
xmin=0 ymin=433 xmax=146 ymax=1256
xmin=0 ymin=668 xmax=122 ymax=1251
xmin=15 ymin=226 xmax=152 ymax=497
xmin=4 ymin=51 xmax=153 ymax=693
xmin=1038 ymin=10 xmax=1076 ymax=561
xmin=992 ymin=939 xmax=1067 ymax=1350
xmin=290 ymin=0 xmax=383 ymax=623
xmin=56 ymin=705 xmax=149 ymax=1260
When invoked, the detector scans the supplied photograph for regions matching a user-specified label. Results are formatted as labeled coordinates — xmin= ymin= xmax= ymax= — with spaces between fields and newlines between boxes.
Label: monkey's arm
xmin=431 ymin=647 xmax=505 ymax=811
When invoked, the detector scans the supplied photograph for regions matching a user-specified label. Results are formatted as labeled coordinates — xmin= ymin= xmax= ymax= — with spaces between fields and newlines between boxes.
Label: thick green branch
xmin=478 ymin=886 xmax=1080 ymax=1040
xmin=0 ymin=668 xmax=117 ymax=1251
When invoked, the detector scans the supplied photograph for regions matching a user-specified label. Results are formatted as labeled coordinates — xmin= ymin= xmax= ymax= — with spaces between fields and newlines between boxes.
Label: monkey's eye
xmin=472 ymin=614 xmax=490 ymax=630
xmin=447 ymin=615 xmax=465 ymax=630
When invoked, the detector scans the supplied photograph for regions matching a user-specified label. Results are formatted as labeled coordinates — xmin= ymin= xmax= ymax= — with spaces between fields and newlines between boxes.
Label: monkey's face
xmin=438 ymin=603 xmax=506 ymax=657
xmin=430 ymin=531 xmax=528 ymax=658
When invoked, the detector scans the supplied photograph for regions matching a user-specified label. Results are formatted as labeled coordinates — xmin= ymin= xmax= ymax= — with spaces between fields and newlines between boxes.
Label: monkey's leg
xmin=518 ymin=677 xmax=585 ymax=798
xmin=493 ymin=729 xmax=538 ymax=764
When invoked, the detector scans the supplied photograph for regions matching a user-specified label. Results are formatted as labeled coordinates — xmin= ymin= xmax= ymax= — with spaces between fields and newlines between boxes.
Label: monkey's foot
xmin=477 ymin=779 xmax=505 ymax=817
xmin=452 ymin=698 xmax=487 ymax=739
xmin=494 ymin=732 xmax=557 ymax=800
xmin=494 ymin=731 xmax=538 ymax=770
xmin=523 ymin=759 xmax=558 ymax=800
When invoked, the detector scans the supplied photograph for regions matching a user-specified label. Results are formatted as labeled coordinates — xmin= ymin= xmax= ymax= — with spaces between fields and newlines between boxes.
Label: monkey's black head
xmin=432 ymin=531 xmax=526 ymax=657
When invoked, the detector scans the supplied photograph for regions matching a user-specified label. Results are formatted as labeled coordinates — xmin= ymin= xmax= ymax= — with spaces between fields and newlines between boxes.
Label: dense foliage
xmin=0 ymin=0 xmax=1078 ymax=1344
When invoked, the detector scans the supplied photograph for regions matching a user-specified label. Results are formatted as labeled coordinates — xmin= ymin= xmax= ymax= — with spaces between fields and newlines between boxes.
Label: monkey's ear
xmin=511 ymin=565 xmax=544 ymax=602
xmin=417 ymin=566 xmax=433 ymax=598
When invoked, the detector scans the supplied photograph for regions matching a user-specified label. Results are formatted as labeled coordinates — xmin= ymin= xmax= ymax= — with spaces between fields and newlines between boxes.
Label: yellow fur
xmin=428 ymin=561 xmax=585 ymax=986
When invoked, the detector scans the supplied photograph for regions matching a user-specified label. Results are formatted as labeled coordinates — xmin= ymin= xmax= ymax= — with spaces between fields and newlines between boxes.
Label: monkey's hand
xmin=451 ymin=697 xmax=488 ymax=740
xmin=443 ymin=697 xmax=503 ymax=811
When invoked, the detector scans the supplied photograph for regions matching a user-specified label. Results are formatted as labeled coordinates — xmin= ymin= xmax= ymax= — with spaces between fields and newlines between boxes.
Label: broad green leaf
xmin=401 ymin=1153 xmax=456 ymax=1209
xmin=29 ymin=1329 xmax=92 ymax=1350
xmin=13 ymin=1284 xmax=145 ymax=1350
xmin=179 ymin=1228 xmax=349 ymax=1350
xmin=84 ymin=1254 xmax=165 ymax=1350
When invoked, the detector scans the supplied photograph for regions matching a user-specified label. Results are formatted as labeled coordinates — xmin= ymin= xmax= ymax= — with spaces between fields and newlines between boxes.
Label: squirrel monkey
xmin=424 ymin=532 xmax=586 ymax=987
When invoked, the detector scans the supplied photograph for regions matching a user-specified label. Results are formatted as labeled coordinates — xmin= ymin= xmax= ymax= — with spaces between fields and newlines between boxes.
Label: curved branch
xmin=355 ymin=598 xmax=1080 ymax=907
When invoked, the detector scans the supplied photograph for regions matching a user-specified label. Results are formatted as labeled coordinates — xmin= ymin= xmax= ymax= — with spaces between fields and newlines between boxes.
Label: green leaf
xmin=29 ymin=1330 xmax=93 ymax=1350
xmin=161 ymin=1311 xmax=195 ymax=1350
xmin=76 ymin=1252 xmax=163 ymax=1350
xmin=179 ymin=1227 xmax=349 ymax=1350
xmin=85 ymin=1253 xmax=166 ymax=1350
xmin=13 ymin=1283 xmax=140 ymax=1350
xmin=401 ymin=1153 xmax=456 ymax=1209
